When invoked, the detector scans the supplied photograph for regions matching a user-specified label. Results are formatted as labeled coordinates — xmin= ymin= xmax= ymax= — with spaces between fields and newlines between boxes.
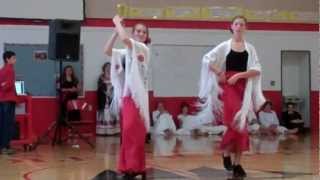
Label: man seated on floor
xmin=281 ymin=102 xmax=304 ymax=134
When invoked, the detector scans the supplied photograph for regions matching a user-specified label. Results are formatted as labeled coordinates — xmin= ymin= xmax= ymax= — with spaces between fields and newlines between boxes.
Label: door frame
xmin=280 ymin=50 xmax=311 ymax=127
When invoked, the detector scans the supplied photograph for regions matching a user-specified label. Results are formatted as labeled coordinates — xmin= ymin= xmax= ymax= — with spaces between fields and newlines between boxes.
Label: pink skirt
xmin=220 ymin=71 xmax=249 ymax=153
xmin=118 ymin=96 xmax=146 ymax=173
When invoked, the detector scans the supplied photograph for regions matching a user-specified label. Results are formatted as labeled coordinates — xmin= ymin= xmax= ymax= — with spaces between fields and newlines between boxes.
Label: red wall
xmin=32 ymin=91 xmax=319 ymax=135
xmin=30 ymin=92 xmax=97 ymax=136
xmin=2 ymin=18 xmax=317 ymax=136
xmin=31 ymin=98 xmax=58 ymax=135
xmin=310 ymin=91 xmax=319 ymax=134
xmin=149 ymin=91 xmax=319 ymax=133
xmin=149 ymin=91 xmax=283 ymax=126
xmin=29 ymin=90 xmax=319 ymax=137
xmin=0 ymin=18 xmax=316 ymax=31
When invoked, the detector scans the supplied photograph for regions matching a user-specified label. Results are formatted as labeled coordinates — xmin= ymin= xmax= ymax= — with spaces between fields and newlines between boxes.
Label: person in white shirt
xmin=152 ymin=102 xmax=176 ymax=136
xmin=176 ymin=102 xmax=200 ymax=135
xmin=176 ymin=102 xmax=226 ymax=135
xmin=177 ymin=103 xmax=198 ymax=132
xmin=258 ymin=101 xmax=297 ymax=135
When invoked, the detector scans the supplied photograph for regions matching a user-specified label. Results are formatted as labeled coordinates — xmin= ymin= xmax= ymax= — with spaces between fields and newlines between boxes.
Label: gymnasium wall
xmin=0 ymin=20 xmax=318 ymax=135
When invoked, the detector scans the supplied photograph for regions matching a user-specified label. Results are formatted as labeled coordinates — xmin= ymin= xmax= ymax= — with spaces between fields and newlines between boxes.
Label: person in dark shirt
xmin=281 ymin=102 xmax=304 ymax=133
xmin=0 ymin=51 xmax=18 ymax=155
xmin=58 ymin=65 xmax=80 ymax=121
xmin=198 ymin=15 xmax=266 ymax=179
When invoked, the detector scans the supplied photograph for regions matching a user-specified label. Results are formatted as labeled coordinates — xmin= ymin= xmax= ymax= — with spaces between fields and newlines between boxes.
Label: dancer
xmin=198 ymin=15 xmax=265 ymax=178
xmin=104 ymin=14 xmax=151 ymax=180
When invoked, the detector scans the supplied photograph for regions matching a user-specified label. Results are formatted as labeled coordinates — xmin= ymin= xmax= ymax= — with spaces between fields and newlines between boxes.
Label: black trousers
xmin=0 ymin=102 xmax=16 ymax=149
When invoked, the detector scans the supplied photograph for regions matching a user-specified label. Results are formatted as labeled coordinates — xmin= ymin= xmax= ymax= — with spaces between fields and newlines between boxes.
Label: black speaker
xmin=48 ymin=20 xmax=81 ymax=61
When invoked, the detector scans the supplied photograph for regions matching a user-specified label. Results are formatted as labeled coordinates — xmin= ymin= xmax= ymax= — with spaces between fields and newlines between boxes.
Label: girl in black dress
xmin=59 ymin=65 xmax=80 ymax=121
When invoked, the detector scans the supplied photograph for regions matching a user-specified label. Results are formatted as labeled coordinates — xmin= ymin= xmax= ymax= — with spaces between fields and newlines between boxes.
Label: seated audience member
xmin=282 ymin=102 xmax=304 ymax=133
xmin=176 ymin=102 xmax=226 ymax=136
xmin=152 ymin=102 xmax=176 ymax=136
xmin=177 ymin=103 xmax=194 ymax=129
xmin=258 ymin=101 xmax=297 ymax=135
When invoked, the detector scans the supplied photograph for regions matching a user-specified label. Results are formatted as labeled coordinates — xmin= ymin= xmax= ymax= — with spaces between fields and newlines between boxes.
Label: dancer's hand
xmin=209 ymin=64 xmax=226 ymax=83
xmin=0 ymin=82 xmax=7 ymax=87
xmin=199 ymin=97 xmax=207 ymax=103
xmin=112 ymin=15 xmax=123 ymax=26
xmin=137 ymin=53 xmax=144 ymax=62
xmin=217 ymin=72 xmax=226 ymax=83
xmin=71 ymin=87 xmax=78 ymax=92
xmin=227 ymin=74 xmax=241 ymax=85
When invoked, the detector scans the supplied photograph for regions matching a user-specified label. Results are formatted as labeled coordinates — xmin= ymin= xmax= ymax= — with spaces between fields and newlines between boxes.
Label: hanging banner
xmin=116 ymin=3 xmax=315 ymax=23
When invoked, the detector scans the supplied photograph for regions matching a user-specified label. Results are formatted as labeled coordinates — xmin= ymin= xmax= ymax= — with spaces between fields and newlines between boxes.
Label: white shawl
xmin=110 ymin=38 xmax=150 ymax=132
xmin=198 ymin=39 xmax=265 ymax=131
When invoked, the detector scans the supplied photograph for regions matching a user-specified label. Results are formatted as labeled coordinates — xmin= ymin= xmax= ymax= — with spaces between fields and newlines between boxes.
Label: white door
xmin=281 ymin=51 xmax=310 ymax=127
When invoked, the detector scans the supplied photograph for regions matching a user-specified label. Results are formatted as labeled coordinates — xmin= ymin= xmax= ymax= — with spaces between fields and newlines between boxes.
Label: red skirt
xmin=220 ymin=71 xmax=249 ymax=153
xmin=118 ymin=96 xmax=146 ymax=173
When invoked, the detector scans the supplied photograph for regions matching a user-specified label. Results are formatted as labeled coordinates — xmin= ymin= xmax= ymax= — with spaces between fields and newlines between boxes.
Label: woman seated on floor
xmin=152 ymin=102 xmax=176 ymax=136
xmin=176 ymin=102 xmax=226 ymax=136
xmin=258 ymin=101 xmax=298 ymax=135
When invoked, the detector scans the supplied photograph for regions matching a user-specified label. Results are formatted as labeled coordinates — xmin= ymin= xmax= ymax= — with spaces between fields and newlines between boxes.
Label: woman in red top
xmin=0 ymin=51 xmax=17 ymax=155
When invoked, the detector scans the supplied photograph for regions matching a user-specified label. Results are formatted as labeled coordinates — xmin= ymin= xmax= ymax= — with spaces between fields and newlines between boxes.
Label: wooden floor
xmin=0 ymin=133 xmax=319 ymax=180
